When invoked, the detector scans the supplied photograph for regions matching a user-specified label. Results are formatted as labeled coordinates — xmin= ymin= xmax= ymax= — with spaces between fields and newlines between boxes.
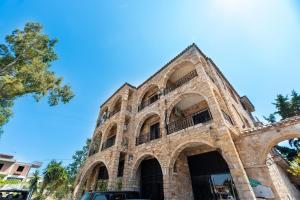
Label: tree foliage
xmin=66 ymin=139 xmax=91 ymax=185
xmin=288 ymin=153 xmax=300 ymax=177
xmin=0 ymin=22 xmax=74 ymax=133
xmin=40 ymin=160 xmax=68 ymax=197
xmin=265 ymin=90 xmax=300 ymax=150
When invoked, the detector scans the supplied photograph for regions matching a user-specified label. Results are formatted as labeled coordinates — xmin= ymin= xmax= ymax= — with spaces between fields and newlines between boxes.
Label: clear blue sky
xmin=0 ymin=0 xmax=299 ymax=170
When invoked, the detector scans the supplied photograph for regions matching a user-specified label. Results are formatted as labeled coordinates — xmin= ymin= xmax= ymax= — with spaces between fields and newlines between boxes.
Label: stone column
xmin=217 ymin=131 xmax=257 ymax=200
xmin=245 ymin=164 xmax=280 ymax=199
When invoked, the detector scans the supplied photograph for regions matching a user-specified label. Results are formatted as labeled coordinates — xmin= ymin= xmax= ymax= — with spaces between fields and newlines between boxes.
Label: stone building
xmin=73 ymin=44 xmax=300 ymax=200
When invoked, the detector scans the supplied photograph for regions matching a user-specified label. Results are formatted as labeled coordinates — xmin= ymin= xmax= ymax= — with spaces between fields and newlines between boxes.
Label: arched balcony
xmin=89 ymin=132 xmax=102 ymax=156
xmin=136 ymin=114 xmax=161 ymax=145
xmin=167 ymin=94 xmax=212 ymax=134
xmin=138 ymin=85 xmax=160 ymax=111
xmin=164 ymin=62 xmax=198 ymax=94
xmin=109 ymin=96 xmax=122 ymax=118
xmin=102 ymin=124 xmax=117 ymax=150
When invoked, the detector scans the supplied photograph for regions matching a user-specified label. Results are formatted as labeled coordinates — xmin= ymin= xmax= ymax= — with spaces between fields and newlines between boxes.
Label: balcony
xmin=167 ymin=109 xmax=212 ymax=135
xmin=164 ymin=69 xmax=198 ymax=94
xmin=136 ymin=129 xmax=161 ymax=145
xmin=101 ymin=136 xmax=116 ymax=151
xmin=138 ymin=94 xmax=160 ymax=111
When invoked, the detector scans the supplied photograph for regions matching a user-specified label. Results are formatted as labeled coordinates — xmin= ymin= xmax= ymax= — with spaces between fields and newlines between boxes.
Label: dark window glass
xmin=117 ymin=160 xmax=125 ymax=177
xmin=16 ymin=166 xmax=25 ymax=172
xmin=193 ymin=110 xmax=211 ymax=125
xmin=150 ymin=123 xmax=160 ymax=140
xmin=0 ymin=163 xmax=4 ymax=171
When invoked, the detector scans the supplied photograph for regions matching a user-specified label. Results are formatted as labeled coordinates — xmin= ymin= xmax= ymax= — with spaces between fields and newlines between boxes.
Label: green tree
xmin=40 ymin=160 xmax=68 ymax=196
xmin=66 ymin=139 xmax=91 ymax=185
xmin=0 ymin=22 xmax=74 ymax=134
xmin=288 ymin=153 xmax=300 ymax=176
xmin=29 ymin=170 xmax=41 ymax=195
xmin=265 ymin=90 xmax=300 ymax=150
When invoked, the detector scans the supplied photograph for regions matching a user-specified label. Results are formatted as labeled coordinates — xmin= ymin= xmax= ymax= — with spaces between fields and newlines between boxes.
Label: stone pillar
xmin=107 ymin=150 xmax=121 ymax=190
xmin=245 ymin=164 xmax=280 ymax=199
xmin=217 ymin=131 xmax=256 ymax=200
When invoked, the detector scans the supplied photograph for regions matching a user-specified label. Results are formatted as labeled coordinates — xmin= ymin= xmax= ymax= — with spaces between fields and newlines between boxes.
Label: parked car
xmin=0 ymin=189 xmax=32 ymax=200
xmin=81 ymin=191 xmax=149 ymax=200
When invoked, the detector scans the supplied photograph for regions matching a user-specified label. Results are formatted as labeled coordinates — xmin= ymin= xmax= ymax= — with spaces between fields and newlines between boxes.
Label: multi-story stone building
xmin=74 ymin=44 xmax=300 ymax=200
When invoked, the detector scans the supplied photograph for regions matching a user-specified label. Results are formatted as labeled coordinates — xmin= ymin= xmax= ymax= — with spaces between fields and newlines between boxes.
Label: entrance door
xmin=140 ymin=158 xmax=164 ymax=200
xmin=188 ymin=151 xmax=239 ymax=200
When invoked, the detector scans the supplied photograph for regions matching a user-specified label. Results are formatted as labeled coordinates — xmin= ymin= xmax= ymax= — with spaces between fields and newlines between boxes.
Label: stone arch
xmin=137 ymin=84 xmax=161 ymax=106
xmin=89 ymin=131 xmax=103 ymax=156
xmin=131 ymin=153 xmax=164 ymax=180
xmin=162 ymin=60 xmax=198 ymax=88
xmin=102 ymin=122 xmax=118 ymax=141
xmin=134 ymin=111 xmax=161 ymax=138
xmin=258 ymin=130 xmax=300 ymax=165
xmin=166 ymin=92 xmax=210 ymax=123
xmin=129 ymin=152 xmax=164 ymax=199
xmin=109 ymin=95 xmax=122 ymax=113
xmin=78 ymin=159 xmax=110 ymax=194
xmin=168 ymin=140 xmax=215 ymax=172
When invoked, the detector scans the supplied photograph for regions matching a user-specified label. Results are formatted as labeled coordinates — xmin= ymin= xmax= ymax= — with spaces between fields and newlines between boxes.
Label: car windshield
xmin=81 ymin=192 xmax=92 ymax=200
xmin=0 ymin=191 xmax=28 ymax=200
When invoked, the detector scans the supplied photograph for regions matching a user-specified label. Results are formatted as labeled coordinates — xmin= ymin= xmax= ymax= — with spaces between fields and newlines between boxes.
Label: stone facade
xmin=73 ymin=44 xmax=300 ymax=200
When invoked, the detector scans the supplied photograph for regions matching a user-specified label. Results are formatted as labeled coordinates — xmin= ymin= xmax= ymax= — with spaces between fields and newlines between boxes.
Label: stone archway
xmin=75 ymin=160 xmax=110 ymax=198
xmin=235 ymin=116 xmax=300 ymax=200
xmin=130 ymin=153 xmax=164 ymax=200
xmin=167 ymin=141 xmax=241 ymax=200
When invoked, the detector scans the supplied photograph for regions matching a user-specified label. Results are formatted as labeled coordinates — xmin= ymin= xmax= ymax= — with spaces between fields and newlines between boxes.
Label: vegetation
xmin=0 ymin=22 xmax=74 ymax=134
xmin=66 ymin=139 xmax=91 ymax=186
xmin=288 ymin=153 xmax=300 ymax=176
xmin=264 ymin=90 xmax=300 ymax=177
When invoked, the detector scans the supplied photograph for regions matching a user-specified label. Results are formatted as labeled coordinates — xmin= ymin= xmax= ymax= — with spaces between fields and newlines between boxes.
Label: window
xmin=150 ymin=123 xmax=160 ymax=140
xmin=0 ymin=163 xmax=4 ymax=171
xmin=16 ymin=166 xmax=25 ymax=172
xmin=117 ymin=160 xmax=125 ymax=177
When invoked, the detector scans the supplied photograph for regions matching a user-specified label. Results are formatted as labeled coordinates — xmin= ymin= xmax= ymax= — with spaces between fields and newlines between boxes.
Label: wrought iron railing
xmin=164 ymin=69 xmax=198 ymax=94
xmin=109 ymin=108 xmax=121 ymax=118
xmin=136 ymin=130 xmax=161 ymax=145
xmin=101 ymin=136 xmax=116 ymax=150
xmin=167 ymin=109 xmax=212 ymax=134
xmin=138 ymin=94 xmax=160 ymax=111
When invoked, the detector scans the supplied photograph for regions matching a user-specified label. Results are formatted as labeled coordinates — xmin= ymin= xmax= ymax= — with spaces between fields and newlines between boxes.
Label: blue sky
xmin=0 ymin=0 xmax=299 ymax=170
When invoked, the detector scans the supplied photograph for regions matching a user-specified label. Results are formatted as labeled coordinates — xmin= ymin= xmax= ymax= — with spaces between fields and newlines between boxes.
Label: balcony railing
xmin=164 ymin=69 xmax=198 ymax=94
xmin=167 ymin=109 xmax=212 ymax=134
xmin=136 ymin=130 xmax=161 ymax=145
xmin=101 ymin=136 xmax=116 ymax=150
xmin=109 ymin=108 xmax=121 ymax=118
xmin=138 ymin=94 xmax=160 ymax=111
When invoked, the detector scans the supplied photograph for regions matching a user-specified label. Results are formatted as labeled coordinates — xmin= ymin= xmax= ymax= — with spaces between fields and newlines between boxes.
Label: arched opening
xmin=136 ymin=114 xmax=161 ymax=145
xmin=259 ymin=134 xmax=300 ymax=198
xmin=136 ymin=156 xmax=164 ymax=200
xmin=102 ymin=124 xmax=117 ymax=150
xmin=81 ymin=162 xmax=109 ymax=193
xmin=110 ymin=96 xmax=122 ymax=117
xmin=89 ymin=132 xmax=102 ymax=156
xmin=167 ymin=93 xmax=212 ymax=134
xmin=165 ymin=62 xmax=198 ymax=94
xmin=138 ymin=85 xmax=160 ymax=111
xmin=170 ymin=143 xmax=239 ymax=200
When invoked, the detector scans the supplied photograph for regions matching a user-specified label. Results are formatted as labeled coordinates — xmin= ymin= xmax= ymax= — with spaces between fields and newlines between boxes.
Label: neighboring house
xmin=0 ymin=154 xmax=41 ymax=181
xmin=74 ymin=44 xmax=300 ymax=200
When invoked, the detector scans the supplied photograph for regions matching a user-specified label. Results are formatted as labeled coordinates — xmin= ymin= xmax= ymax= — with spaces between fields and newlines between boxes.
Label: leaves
xmin=288 ymin=153 xmax=300 ymax=176
xmin=66 ymin=139 xmax=91 ymax=184
xmin=0 ymin=22 xmax=74 ymax=133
